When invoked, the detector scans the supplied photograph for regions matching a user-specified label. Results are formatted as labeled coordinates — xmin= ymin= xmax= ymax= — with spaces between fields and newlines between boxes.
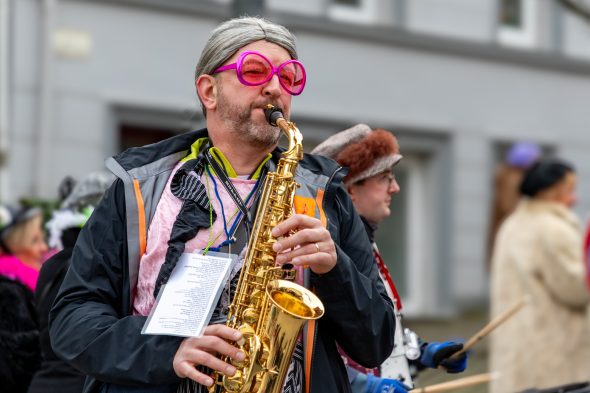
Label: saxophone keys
xmin=242 ymin=308 xmax=259 ymax=326
xmin=222 ymin=370 xmax=243 ymax=392
xmin=231 ymin=357 xmax=246 ymax=368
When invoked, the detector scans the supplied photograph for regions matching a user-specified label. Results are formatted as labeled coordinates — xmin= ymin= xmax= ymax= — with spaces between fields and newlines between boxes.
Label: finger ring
xmin=314 ymin=242 xmax=320 ymax=253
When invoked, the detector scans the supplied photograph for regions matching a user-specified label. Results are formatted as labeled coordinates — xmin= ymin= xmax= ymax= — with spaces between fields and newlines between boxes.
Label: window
xmin=328 ymin=0 xmax=378 ymax=24
xmin=376 ymin=167 xmax=408 ymax=297
xmin=333 ymin=0 xmax=361 ymax=5
xmin=376 ymin=154 xmax=441 ymax=316
xmin=500 ymin=0 xmax=523 ymax=28
xmin=497 ymin=0 xmax=537 ymax=47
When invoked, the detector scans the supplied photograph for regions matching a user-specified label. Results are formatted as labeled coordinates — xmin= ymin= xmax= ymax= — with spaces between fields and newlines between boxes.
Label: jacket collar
xmin=112 ymin=129 xmax=208 ymax=172
xmin=360 ymin=215 xmax=378 ymax=243
xmin=518 ymin=198 xmax=580 ymax=228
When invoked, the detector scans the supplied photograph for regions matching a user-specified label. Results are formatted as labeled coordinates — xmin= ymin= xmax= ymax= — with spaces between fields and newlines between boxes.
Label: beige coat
xmin=490 ymin=199 xmax=590 ymax=393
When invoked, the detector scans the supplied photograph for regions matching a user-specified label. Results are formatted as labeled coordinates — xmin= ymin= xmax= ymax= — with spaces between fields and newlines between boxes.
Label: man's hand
xmin=271 ymin=214 xmax=337 ymax=274
xmin=419 ymin=341 xmax=468 ymax=373
xmin=173 ymin=324 xmax=246 ymax=387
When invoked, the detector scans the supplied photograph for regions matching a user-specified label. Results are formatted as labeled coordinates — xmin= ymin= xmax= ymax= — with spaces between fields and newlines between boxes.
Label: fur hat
xmin=312 ymin=124 xmax=402 ymax=186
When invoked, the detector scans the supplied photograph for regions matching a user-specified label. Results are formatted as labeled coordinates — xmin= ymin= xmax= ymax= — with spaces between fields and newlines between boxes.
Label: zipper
xmin=321 ymin=166 xmax=343 ymax=233
xmin=326 ymin=166 xmax=343 ymax=193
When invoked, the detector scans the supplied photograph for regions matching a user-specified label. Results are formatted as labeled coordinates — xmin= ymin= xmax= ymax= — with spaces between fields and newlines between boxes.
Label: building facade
xmin=2 ymin=0 xmax=590 ymax=316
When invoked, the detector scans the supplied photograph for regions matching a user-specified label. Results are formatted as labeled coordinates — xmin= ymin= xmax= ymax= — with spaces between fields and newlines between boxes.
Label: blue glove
xmin=365 ymin=374 xmax=410 ymax=393
xmin=419 ymin=341 xmax=467 ymax=373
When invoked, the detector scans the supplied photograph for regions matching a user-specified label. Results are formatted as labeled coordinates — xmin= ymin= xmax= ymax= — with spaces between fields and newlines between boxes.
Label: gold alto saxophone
xmin=209 ymin=105 xmax=325 ymax=393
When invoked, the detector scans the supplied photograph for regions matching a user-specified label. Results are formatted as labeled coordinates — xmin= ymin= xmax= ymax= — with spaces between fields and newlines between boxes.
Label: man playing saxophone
xmin=49 ymin=17 xmax=396 ymax=393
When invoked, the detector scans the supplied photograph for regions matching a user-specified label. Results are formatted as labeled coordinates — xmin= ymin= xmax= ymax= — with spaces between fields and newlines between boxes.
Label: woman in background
xmin=0 ymin=204 xmax=47 ymax=393
xmin=487 ymin=141 xmax=541 ymax=269
xmin=490 ymin=158 xmax=590 ymax=393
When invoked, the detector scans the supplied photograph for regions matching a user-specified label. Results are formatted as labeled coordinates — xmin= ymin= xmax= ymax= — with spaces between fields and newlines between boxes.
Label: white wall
xmin=9 ymin=0 xmax=590 ymax=310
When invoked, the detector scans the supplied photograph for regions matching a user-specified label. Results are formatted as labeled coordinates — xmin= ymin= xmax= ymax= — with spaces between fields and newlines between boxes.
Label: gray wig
xmin=195 ymin=17 xmax=298 ymax=80
xmin=195 ymin=17 xmax=297 ymax=115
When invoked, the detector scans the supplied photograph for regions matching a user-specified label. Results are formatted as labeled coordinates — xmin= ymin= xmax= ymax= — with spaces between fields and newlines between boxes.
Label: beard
xmin=217 ymin=85 xmax=282 ymax=149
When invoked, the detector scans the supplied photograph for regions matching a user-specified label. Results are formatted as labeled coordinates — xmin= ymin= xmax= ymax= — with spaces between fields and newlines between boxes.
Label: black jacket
xmin=49 ymin=129 xmax=395 ymax=393
xmin=0 ymin=275 xmax=41 ymax=393
xmin=28 ymin=248 xmax=86 ymax=393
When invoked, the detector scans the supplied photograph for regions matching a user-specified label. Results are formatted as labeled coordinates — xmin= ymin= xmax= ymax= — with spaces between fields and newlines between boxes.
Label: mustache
xmin=253 ymin=100 xmax=282 ymax=111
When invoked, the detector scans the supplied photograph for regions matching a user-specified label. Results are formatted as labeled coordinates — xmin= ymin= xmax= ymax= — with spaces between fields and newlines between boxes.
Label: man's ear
xmin=347 ymin=184 xmax=356 ymax=202
xmin=196 ymin=75 xmax=217 ymax=112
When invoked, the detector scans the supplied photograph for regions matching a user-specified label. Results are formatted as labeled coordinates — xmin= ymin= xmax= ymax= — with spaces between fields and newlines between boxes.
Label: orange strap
xmin=305 ymin=319 xmax=316 ymax=393
xmin=132 ymin=179 xmax=147 ymax=256
xmin=294 ymin=195 xmax=316 ymax=217
xmin=295 ymin=188 xmax=326 ymax=393
xmin=307 ymin=188 xmax=327 ymax=393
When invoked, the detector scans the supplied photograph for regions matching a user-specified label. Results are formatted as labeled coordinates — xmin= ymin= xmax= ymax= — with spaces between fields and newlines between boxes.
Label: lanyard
xmin=206 ymin=165 xmax=258 ymax=240
xmin=373 ymin=247 xmax=403 ymax=311
xmin=204 ymin=148 xmax=266 ymax=239
xmin=203 ymin=170 xmax=239 ymax=254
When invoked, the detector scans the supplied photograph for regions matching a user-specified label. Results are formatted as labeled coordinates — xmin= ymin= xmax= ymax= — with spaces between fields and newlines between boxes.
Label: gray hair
xmin=195 ymin=17 xmax=298 ymax=114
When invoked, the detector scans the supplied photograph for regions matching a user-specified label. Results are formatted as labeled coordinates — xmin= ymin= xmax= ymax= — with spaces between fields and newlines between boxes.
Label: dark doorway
xmin=119 ymin=124 xmax=178 ymax=152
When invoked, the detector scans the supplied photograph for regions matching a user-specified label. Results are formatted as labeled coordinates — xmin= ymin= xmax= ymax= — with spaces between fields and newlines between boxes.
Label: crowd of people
xmin=1 ymin=172 xmax=114 ymax=393
xmin=1 ymin=15 xmax=589 ymax=393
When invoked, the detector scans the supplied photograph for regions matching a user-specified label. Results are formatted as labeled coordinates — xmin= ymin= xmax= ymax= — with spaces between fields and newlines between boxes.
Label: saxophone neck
xmin=279 ymin=119 xmax=303 ymax=161
xmin=265 ymin=105 xmax=303 ymax=161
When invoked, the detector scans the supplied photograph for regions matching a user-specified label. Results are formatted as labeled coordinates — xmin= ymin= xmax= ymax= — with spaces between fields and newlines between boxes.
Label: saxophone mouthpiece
xmin=264 ymin=104 xmax=284 ymax=126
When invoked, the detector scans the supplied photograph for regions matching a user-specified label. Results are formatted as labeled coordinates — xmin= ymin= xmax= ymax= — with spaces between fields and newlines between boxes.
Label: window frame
xmin=328 ymin=0 xmax=378 ymax=24
xmin=497 ymin=0 xmax=538 ymax=48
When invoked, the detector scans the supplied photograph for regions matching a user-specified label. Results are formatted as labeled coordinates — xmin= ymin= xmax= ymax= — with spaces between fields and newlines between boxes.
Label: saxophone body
xmin=209 ymin=105 xmax=324 ymax=393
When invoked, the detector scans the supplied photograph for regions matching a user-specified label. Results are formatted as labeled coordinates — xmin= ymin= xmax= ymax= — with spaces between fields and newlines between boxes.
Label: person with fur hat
xmin=313 ymin=125 xmax=468 ymax=393
xmin=0 ymin=203 xmax=46 ymax=392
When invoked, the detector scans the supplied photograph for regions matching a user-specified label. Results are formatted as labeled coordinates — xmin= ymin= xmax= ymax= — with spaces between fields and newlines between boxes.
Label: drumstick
xmin=409 ymin=372 xmax=499 ymax=393
xmin=449 ymin=296 xmax=529 ymax=359
xmin=434 ymin=297 xmax=529 ymax=371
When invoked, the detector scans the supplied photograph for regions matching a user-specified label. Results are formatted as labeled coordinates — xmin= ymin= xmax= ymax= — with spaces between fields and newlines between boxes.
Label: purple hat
xmin=506 ymin=142 xmax=541 ymax=168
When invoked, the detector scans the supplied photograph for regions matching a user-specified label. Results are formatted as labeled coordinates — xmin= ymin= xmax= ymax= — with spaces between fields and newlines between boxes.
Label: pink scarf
xmin=0 ymin=254 xmax=39 ymax=291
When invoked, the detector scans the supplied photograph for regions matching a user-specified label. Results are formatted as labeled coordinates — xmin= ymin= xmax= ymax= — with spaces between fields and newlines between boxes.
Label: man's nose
xmin=262 ymin=73 xmax=282 ymax=97
xmin=389 ymin=179 xmax=400 ymax=194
